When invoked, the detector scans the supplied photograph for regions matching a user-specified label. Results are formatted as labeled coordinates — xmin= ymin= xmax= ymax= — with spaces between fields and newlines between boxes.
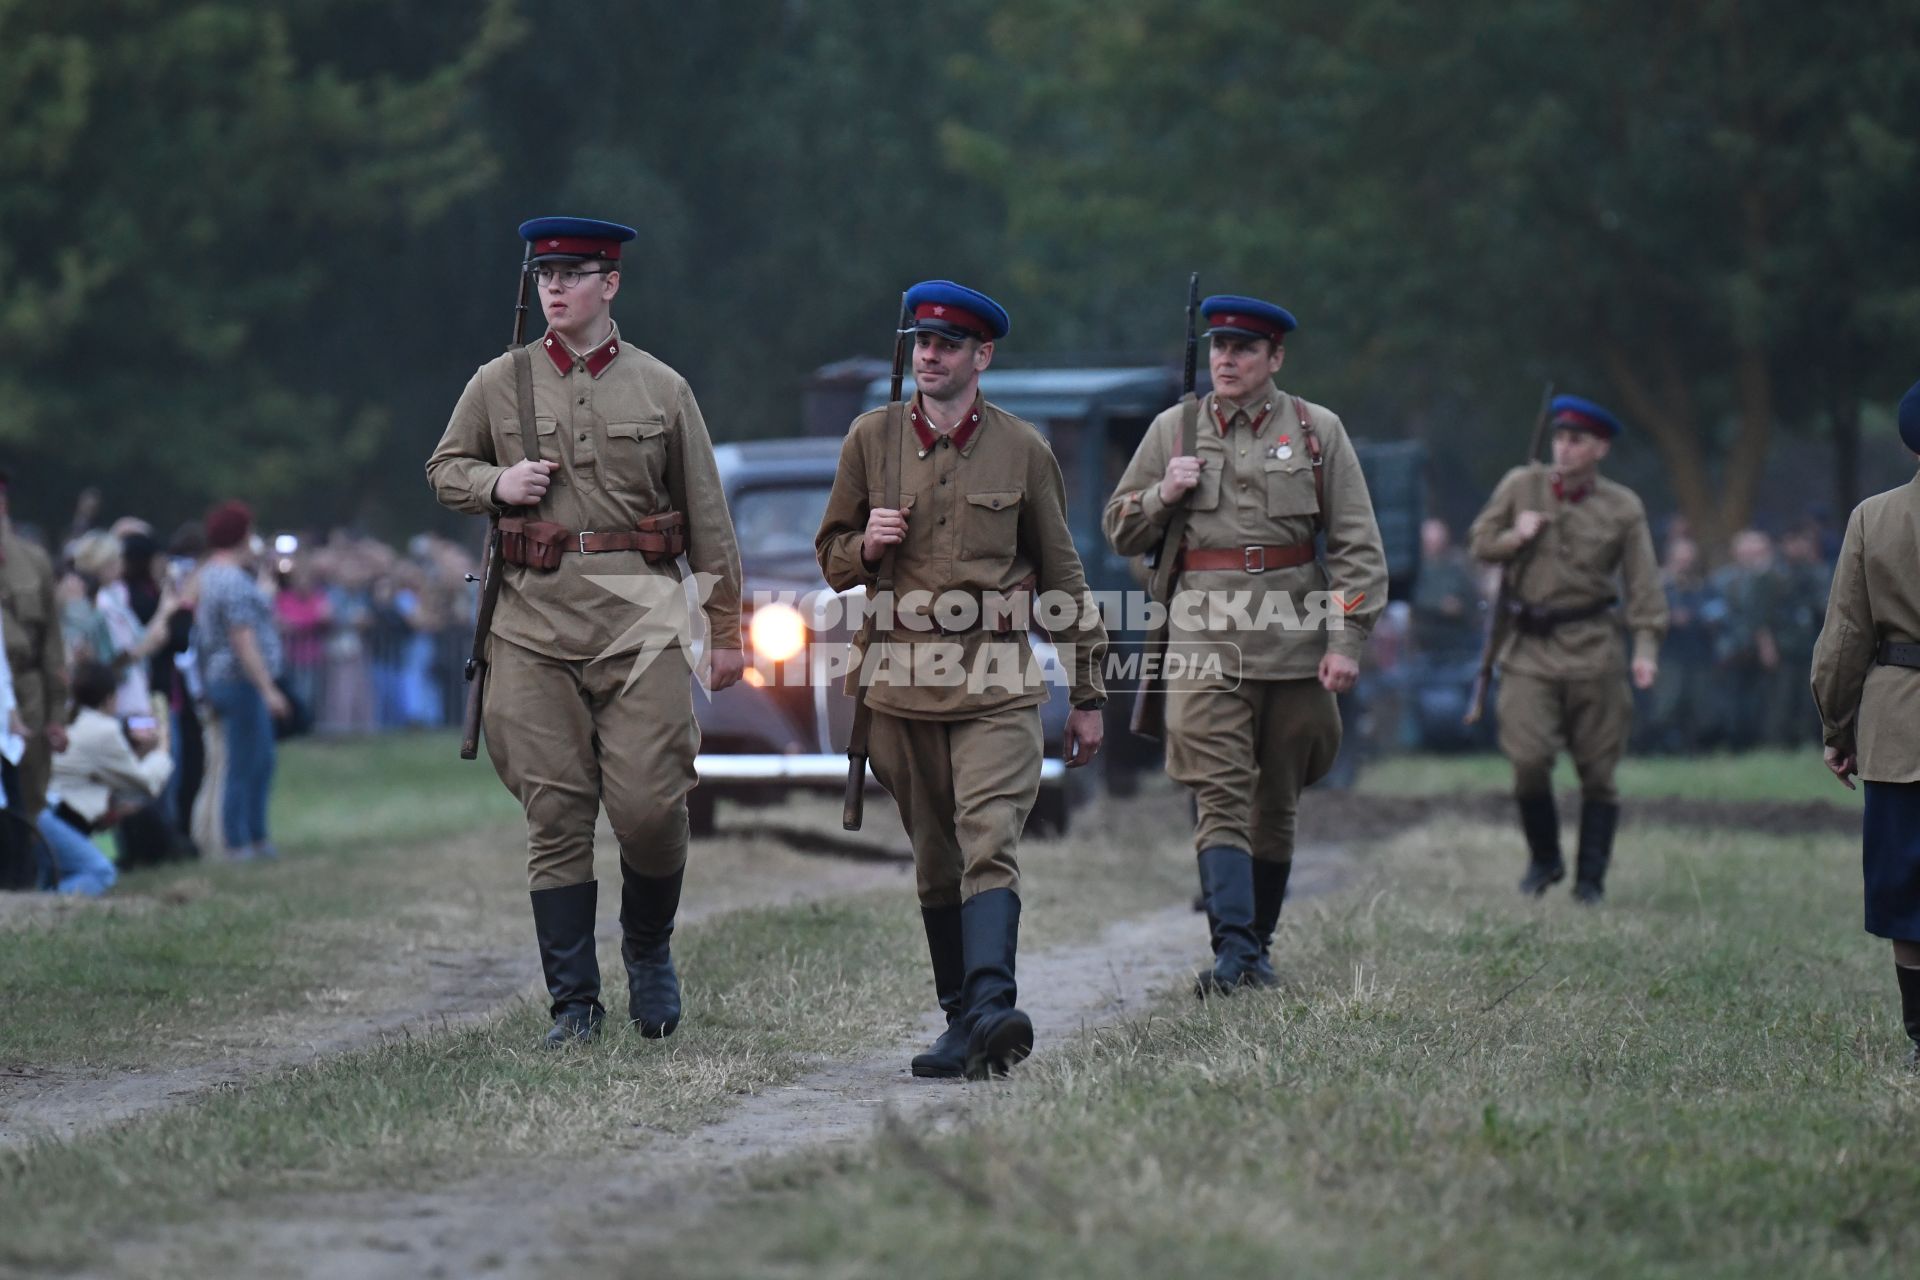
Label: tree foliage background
xmin=2 ymin=0 xmax=1916 ymax=549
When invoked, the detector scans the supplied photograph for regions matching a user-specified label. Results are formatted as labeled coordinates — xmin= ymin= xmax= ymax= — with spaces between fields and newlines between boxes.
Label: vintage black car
xmin=688 ymin=437 xmax=1079 ymax=836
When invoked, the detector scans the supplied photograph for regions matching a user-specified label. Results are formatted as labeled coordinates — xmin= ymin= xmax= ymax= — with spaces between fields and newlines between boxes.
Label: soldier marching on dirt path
xmin=1105 ymin=294 xmax=1388 ymax=995
xmin=815 ymin=280 xmax=1109 ymax=1081
xmin=428 ymin=216 xmax=745 ymax=1048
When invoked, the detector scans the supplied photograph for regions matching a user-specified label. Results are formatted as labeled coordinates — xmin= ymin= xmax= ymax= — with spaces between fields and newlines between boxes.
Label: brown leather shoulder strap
xmin=1293 ymin=395 xmax=1324 ymax=528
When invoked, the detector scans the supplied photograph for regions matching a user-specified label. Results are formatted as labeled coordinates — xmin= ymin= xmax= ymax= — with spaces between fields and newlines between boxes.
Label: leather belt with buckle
xmin=1176 ymin=543 xmax=1316 ymax=575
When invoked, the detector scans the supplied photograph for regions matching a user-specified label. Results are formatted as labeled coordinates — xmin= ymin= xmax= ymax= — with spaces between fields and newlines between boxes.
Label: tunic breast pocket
xmin=1262 ymin=456 xmax=1319 ymax=518
xmin=500 ymin=416 xmax=561 ymax=470
xmin=962 ymin=489 xmax=1023 ymax=559
xmin=1187 ymin=462 xmax=1224 ymax=511
xmin=605 ymin=417 xmax=668 ymax=496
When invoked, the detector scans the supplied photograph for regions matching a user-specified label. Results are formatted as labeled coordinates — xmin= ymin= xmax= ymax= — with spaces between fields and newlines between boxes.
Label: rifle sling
xmin=512 ymin=344 xmax=540 ymax=465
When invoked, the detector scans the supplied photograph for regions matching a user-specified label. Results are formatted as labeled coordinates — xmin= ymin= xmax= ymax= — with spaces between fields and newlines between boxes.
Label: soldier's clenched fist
xmin=1159 ymin=455 xmax=1204 ymax=505
xmin=862 ymin=506 xmax=909 ymax=565
xmin=494 ymin=459 xmax=558 ymax=507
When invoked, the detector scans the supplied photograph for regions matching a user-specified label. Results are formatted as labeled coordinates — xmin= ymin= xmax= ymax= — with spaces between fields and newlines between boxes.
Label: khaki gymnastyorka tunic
xmin=1104 ymin=381 xmax=1389 ymax=863
xmin=427 ymin=325 xmax=742 ymax=888
xmin=814 ymin=395 xmax=1107 ymax=905
xmin=1811 ymin=470 xmax=1920 ymax=784
xmin=1467 ymin=463 xmax=1666 ymax=800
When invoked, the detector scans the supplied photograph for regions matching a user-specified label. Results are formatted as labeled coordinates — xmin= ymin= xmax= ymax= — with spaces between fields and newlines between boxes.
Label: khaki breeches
xmin=484 ymin=636 xmax=699 ymax=890
xmin=1166 ymin=676 xmax=1341 ymax=863
xmin=869 ymin=703 xmax=1043 ymax=907
xmin=1495 ymin=670 xmax=1632 ymax=802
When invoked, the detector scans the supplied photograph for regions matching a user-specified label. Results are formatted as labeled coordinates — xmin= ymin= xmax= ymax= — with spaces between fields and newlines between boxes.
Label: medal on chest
xmin=1268 ymin=435 xmax=1293 ymax=461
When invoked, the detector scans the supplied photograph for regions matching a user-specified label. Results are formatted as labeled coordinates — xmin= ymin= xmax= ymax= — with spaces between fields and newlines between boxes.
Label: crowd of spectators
xmin=1 ymin=479 xmax=479 ymax=897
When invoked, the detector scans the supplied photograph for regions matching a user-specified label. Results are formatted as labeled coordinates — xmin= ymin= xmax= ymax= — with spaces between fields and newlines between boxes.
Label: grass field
xmin=0 ymin=734 xmax=525 ymax=1066
xmin=1363 ymin=747 xmax=1861 ymax=809
xmin=0 ymin=732 xmax=1195 ymax=1273
xmin=677 ymin=814 xmax=1912 ymax=1277
xmin=4 ymin=740 xmax=1907 ymax=1277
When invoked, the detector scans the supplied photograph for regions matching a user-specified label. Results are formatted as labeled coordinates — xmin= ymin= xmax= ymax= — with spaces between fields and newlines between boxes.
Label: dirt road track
xmin=0 ymin=854 xmax=909 ymax=1154
xmin=91 ymin=847 xmax=1349 ymax=1280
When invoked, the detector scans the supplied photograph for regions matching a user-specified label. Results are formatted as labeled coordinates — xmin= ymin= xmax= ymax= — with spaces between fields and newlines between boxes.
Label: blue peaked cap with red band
xmin=519 ymin=216 xmax=637 ymax=263
xmin=903 ymin=280 xmax=1010 ymax=342
xmin=1549 ymin=394 xmax=1624 ymax=439
xmin=1202 ymin=295 xmax=1298 ymax=342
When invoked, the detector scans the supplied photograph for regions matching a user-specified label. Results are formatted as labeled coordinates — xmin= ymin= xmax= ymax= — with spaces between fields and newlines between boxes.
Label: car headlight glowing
xmin=749 ymin=602 xmax=807 ymax=664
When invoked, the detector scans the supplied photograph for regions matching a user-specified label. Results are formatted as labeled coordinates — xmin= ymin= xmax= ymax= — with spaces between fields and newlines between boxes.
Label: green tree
xmin=0 ymin=0 xmax=518 ymax=532
xmin=950 ymin=0 xmax=1920 ymax=547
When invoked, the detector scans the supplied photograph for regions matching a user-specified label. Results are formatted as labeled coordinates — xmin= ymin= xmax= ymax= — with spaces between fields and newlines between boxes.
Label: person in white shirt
xmin=40 ymin=660 xmax=172 ymax=895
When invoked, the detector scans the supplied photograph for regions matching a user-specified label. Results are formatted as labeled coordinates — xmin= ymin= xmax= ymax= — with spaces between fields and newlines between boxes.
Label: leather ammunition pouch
xmin=499 ymin=511 xmax=686 ymax=571
xmin=498 ymin=518 xmax=571 ymax=571
xmin=1506 ymin=595 xmax=1618 ymax=637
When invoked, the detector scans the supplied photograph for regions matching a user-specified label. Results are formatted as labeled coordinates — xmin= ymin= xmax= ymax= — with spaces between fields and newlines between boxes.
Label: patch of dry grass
xmin=679 ymin=815 xmax=1918 ymax=1280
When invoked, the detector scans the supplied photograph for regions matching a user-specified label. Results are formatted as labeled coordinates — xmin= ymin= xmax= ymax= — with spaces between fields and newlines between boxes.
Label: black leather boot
xmin=530 ymin=881 xmax=604 ymax=1047
xmin=1516 ymin=793 xmax=1565 ymax=896
xmin=1249 ymin=858 xmax=1292 ymax=988
xmin=1195 ymin=846 xmax=1263 ymax=996
xmin=961 ymin=888 xmax=1033 ymax=1081
xmin=619 ymin=864 xmax=684 ymax=1038
xmin=1572 ymin=800 xmax=1619 ymax=905
xmin=911 ymin=904 xmax=967 ymax=1078
xmin=1898 ymin=964 xmax=1920 ymax=1071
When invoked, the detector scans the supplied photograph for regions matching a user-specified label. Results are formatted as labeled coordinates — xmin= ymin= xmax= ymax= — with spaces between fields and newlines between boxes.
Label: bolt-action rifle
xmin=1464 ymin=381 xmax=1556 ymax=725
xmin=841 ymin=294 xmax=912 ymax=828
xmin=459 ymin=241 xmax=535 ymax=759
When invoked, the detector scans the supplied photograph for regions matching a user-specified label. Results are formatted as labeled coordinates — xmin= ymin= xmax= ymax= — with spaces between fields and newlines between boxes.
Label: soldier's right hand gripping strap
xmin=874 ymin=396 xmax=904 ymax=626
xmin=1146 ymin=391 xmax=1203 ymax=606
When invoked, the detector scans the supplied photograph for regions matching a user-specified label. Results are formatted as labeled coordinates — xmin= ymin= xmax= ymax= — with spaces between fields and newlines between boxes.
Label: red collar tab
xmin=912 ymin=301 xmax=994 ymax=341
xmin=909 ymin=396 xmax=984 ymax=454
xmin=1552 ymin=473 xmax=1593 ymax=504
xmin=1211 ymin=397 xmax=1274 ymax=436
xmin=541 ymin=331 xmax=622 ymax=377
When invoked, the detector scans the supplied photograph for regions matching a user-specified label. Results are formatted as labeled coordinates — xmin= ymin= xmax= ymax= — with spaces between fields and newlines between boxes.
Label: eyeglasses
xmin=532 ymin=266 xmax=613 ymax=289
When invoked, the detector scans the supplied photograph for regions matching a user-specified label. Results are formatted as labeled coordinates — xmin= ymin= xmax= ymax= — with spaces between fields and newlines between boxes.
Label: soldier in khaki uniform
xmin=428 ymin=217 xmax=744 ymax=1047
xmin=0 ymin=467 xmax=69 ymax=819
xmin=815 ymin=280 xmax=1108 ymax=1081
xmin=1811 ymin=378 xmax=1920 ymax=1067
xmin=1467 ymin=396 xmax=1666 ymax=904
xmin=1104 ymin=295 xmax=1388 ymax=993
